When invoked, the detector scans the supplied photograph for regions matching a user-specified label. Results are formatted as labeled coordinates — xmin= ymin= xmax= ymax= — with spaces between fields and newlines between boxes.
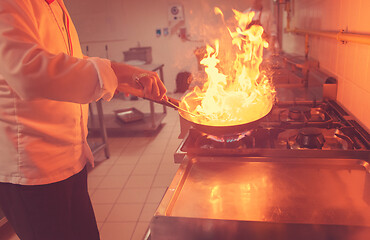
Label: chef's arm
xmin=0 ymin=2 xmax=117 ymax=104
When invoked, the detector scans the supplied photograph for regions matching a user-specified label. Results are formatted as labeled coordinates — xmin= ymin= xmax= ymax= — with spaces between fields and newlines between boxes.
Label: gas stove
xmin=175 ymin=100 xmax=370 ymax=162
xmin=153 ymin=56 xmax=370 ymax=240
xmin=155 ymin=98 xmax=370 ymax=240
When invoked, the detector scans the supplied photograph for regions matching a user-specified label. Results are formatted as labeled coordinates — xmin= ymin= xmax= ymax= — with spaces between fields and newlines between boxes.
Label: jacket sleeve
xmin=0 ymin=0 xmax=118 ymax=104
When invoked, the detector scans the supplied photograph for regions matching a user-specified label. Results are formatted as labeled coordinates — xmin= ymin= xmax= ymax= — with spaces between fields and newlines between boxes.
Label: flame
xmin=206 ymin=130 xmax=252 ymax=143
xmin=181 ymin=8 xmax=275 ymax=126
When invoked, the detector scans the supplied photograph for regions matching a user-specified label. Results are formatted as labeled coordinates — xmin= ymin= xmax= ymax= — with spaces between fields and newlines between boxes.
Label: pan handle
xmin=117 ymin=84 xmax=180 ymax=109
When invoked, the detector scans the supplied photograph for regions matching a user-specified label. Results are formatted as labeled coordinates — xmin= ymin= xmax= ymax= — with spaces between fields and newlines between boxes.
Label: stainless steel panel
xmin=151 ymin=156 xmax=370 ymax=240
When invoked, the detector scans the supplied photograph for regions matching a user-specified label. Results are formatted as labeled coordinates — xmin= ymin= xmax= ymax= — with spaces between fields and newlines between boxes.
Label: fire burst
xmin=180 ymin=7 xmax=276 ymax=126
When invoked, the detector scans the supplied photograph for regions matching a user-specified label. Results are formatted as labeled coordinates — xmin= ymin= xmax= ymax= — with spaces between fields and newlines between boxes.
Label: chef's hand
xmin=132 ymin=70 xmax=168 ymax=101
xmin=111 ymin=62 xmax=167 ymax=101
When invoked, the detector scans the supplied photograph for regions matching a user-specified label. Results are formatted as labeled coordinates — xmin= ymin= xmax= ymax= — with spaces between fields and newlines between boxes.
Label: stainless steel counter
xmin=151 ymin=156 xmax=370 ymax=240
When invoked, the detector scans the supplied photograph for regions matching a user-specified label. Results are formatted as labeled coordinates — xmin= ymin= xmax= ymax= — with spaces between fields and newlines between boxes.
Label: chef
xmin=0 ymin=0 xmax=166 ymax=239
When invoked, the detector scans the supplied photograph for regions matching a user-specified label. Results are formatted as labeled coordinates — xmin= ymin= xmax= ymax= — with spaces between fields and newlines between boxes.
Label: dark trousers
xmin=0 ymin=166 xmax=100 ymax=240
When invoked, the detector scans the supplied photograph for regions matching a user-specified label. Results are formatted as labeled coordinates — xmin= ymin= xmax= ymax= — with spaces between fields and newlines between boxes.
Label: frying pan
xmin=118 ymin=85 xmax=272 ymax=136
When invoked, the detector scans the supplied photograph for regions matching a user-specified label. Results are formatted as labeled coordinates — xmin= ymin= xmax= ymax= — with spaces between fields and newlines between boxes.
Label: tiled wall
xmin=65 ymin=0 xmax=257 ymax=93
xmin=282 ymin=0 xmax=370 ymax=129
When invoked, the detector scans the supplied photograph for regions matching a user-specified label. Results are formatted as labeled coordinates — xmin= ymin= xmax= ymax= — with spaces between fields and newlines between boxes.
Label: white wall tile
xmin=359 ymin=0 xmax=370 ymax=32
xmin=357 ymin=45 xmax=370 ymax=91
xmin=336 ymin=43 xmax=347 ymax=79
xmin=283 ymin=0 xmax=370 ymax=129
xmin=344 ymin=43 xmax=356 ymax=82
xmin=339 ymin=0 xmax=350 ymax=30
xmin=349 ymin=0 xmax=363 ymax=32
xmin=363 ymin=95 xmax=370 ymax=127
xmin=339 ymin=79 xmax=356 ymax=113
xmin=350 ymin=86 xmax=365 ymax=123
xmin=337 ymin=76 xmax=345 ymax=103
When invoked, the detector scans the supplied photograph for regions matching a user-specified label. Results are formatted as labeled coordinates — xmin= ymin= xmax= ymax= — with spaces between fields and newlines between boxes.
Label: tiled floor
xmin=0 ymin=93 xmax=183 ymax=240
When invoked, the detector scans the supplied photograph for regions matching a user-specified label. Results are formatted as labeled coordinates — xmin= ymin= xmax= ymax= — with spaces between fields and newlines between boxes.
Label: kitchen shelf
xmin=88 ymin=63 xmax=166 ymax=136
xmin=88 ymin=111 xmax=166 ymax=136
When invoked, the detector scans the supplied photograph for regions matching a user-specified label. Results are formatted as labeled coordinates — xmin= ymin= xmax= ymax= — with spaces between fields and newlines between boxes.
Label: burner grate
xmin=177 ymin=101 xmax=370 ymax=160
xmin=280 ymin=128 xmax=354 ymax=150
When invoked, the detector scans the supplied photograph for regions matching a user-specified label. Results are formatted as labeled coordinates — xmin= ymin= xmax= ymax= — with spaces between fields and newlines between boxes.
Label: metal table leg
xmin=89 ymin=100 xmax=110 ymax=159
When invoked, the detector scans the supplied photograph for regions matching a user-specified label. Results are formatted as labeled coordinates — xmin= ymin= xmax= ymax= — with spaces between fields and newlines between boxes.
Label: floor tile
xmin=166 ymin=139 xmax=183 ymax=151
xmin=152 ymin=174 xmax=176 ymax=188
xmin=92 ymin=150 xmax=111 ymax=163
xmin=157 ymin=162 xmax=179 ymax=175
xmin=97 ymin=222 xmax=104 ymax=231
xmin=125 ymin=175 xmax=155 ymax=188
xmin=162 ymin=153 xmax=178 ymax=165
xmin=88 ymin=175 xmax=104 ymax=190
xmin=137 ymin=153 xmax=163 ymax=165
xmin=93 ymin=204 xmax=113 ymax=222
xmin=132 ymin=163 xmax=160 ymax=176
xmin=108 ymin=137 xmax=133 ymax=149
xmin=139 ymin=203 xmax=159 ymax=222
xmin=88 ymin=164 xmax=112 ymax=177
xmin=96 ymin=158 xmax=115 ymax=167
xmin=127 ymin=137 xmax=152 ymax=146
xmin=115 ymin=154 xmax=141 ymax=165
xmin=107 ymin=203 xmax=143 ymax=222
xmin=131 ymin=222 xmax=150 ymax=240
xmin=91 ymin=189 xmax=121 ymax=204
xmin=99 ymin=222 xmax=136 ymax=240
xmin=117 ymin=188 xmax=149 ymax=203
xmin=146 ymin=187 xmax=167 ymax=204
xmin=143 ymin=142 xmax=168 ymax=154
xmin=121 ymin=146 xmax=146 ymax=156
xmin=107 ymin=164 xmax=135 ymax=175
xmin=98 ymin=175 xmax=129 ymax=189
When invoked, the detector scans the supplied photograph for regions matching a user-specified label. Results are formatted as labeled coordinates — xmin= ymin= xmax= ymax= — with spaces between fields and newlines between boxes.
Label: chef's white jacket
xmin=0 ymin=0 xmax=118 ymax=185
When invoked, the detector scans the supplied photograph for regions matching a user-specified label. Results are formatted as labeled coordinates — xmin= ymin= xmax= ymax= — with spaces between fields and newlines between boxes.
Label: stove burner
xmin=296 ymin=127 xmax=325 ymax=149
xmin=192 ymin=130 xmax=254 ymax=149
xmin=178 ymin=101 xmax=370 ymax=160
xmin=206 ymin=131 xmax=252 ymax=143
xmin=274 ymin=105 xmax=331 ymax=124
xmin=289 ymin=106 xmax=311 ymax=121
xmin=195 ymin=134 xmax=251 ymax=149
